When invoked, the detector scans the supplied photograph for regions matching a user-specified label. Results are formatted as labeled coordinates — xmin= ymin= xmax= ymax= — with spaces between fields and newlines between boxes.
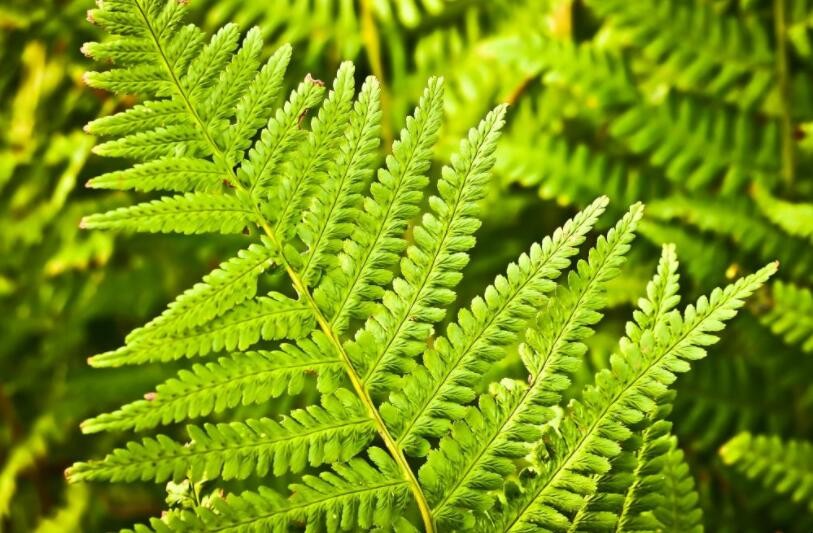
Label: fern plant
xmin=421 ymin=2 xmax=813 ymax=527
xmin=68 ymin=0 xmax=777 ymax=530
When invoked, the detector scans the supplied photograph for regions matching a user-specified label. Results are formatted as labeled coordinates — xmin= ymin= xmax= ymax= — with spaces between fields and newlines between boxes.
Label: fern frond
xmin=721 ymin=433 xmax=813 ymax=512
xmin=611 ymin=95 xmax=780 ymax=192
xmin=84 ymin=100 xmax=187 ymax=138
xmin=127 ymin=449 xmax=411 ymax=532
xmin=80 ymin=192 xmax=256 ymax=234
xmin=224 ymin=43 xmax=293 ymax=166
xmin=318 ymin=78 xmax=444 ymax=332
xmin=238 ymin=77 xmax=324 ymax=197
xmin=584 ymin=405 xmax=702 ymax=533
xmin=421 ymin=203 xmax=643 ymax=529
xmin=89 ymin=292 xmax=313 ymax=367
xmin=754 ymin=186 xmax=813 ymax=243
xmin=84 ymin=61 xmax=176 ymax=96
xmin=349 ymin=104 xmax=507 ymax=392
xmin=300 ymin=75 xmax=382 ymax=286
xmin=567 ymin=406 xmax=672 ymax=532
xmin=386 ymin=196 xmax=609 ymax=457
xmin=81 ymin=337 xmax=344 ymax=433
xmin=652 ymin=439 xmax=704 ymax=533
xmin=86 ymin=158 xmax=226 ymax=193
xmin=762 ymin=281 xmax=813 ymax=353
xmin=200 ymin=27 xmax=264 ymax=129
xmin=274 ymin=62 xmax=357 ymax=240
xmin=494 ymin=262 xmax=776 ymax=531
xmin=586 ymin=0 xmax=776 ymax=111
xmin=633 ymin=243 xmax=682 ymax=332
xmin=568 ymin=246 xmax=682 ymax=532
xmin=490 ymin=36 xmax=636 ymax=109
xmin=571 ymin=416 xmax=704 ymax=533
xmin=92 ymin=124 xmax=204 ymax=160
xmin=71 ymin=1 xmax=780 ymax=530
xmin=496 ymin=130 xmax=652 ymax=211
xmin=183 ymin=22 xmax=242 ymax=99
xmin=127 ymin=240 xmax=275 ymax=343
xmin=68 ymin=391 xmax=375 ymax=483
xmin=647 ymin=195 xmax=813 ymax=279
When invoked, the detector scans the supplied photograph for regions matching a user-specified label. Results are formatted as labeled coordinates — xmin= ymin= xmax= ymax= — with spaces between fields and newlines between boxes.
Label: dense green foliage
xmin=0 ymin=0 xmax=810 ymax=531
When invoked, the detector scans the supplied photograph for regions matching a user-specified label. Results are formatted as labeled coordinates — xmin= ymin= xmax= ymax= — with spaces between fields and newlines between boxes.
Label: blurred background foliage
xmin=0 ymin=0 xmax=811 ymax=531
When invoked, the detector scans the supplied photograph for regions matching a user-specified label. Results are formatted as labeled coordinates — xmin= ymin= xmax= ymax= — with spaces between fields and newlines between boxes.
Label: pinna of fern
xmin=721 ymin=432 xmax=813 ymax=513
xmin=68 ymin=0 xmax=778 ymax=531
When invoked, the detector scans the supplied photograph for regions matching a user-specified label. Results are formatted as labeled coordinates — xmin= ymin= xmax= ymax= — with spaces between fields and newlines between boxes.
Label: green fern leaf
xmin=762 ymin=281 xmax=813 ymax=353
xmin=92 ymin=124 xmax=204 ymax=160
xmin=201 ymin=27 xmax=264 ymax=129
xmin=300 ymin=75 xmax=382 ymax=286
xmin=422 ymin=203 xmax=644 ymax=529
xmin=86 ymin=158 xmax=226 ymax=193
xmin=68 ymin=390 xmax=375 ymax=483
xmin=84 ymin=100 xmax=187 ymax=138
xmin=126 ymin=240 xmax=276 ymax=342
xmin=323 ymin=77 xmax=445 ymax=334
xmin=80 ymin=335 xmax=344 ymax=433
xmin=386 ymin=196 xmax=610 ymax=457
xmin=754 ymin=185 xmax=813 ymax=243
xmin=721 ymin=433 xmax=813 ymax=512
xmin=568 ymin=246 xmax=682 ymax=533
xmin=611 ymin=95 xmax=780 ymax=192
xmin=126 ymin=449 xmax=411 ymax=532
xmin=651 ymin=439 xmax=704 ymax=533
xmin=348 ymin=104 xmax=507 ymax=392
xmin=586 ymin=0 xmax=775 ymax=111
xmin=70 ymin=1 xmax=779 ymax=530
xmin=90 ymin=292 xmax=314 ymax=366
xmin=223 ymin=43 xmax=292 ymax=166
xmin=495 ymin=261 xmax=776 ymax=531
xmin=238 ymin=78 xmax=325 ymax=197
xmin=273 ymin=62 xmax=357 ymax=241
xmin=80 ymin=193 xmax=256 ymax=234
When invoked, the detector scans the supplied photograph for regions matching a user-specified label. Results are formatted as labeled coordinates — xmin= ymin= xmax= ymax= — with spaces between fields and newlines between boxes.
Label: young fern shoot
xmin=69 ymin=1 xmax=777 ymax=531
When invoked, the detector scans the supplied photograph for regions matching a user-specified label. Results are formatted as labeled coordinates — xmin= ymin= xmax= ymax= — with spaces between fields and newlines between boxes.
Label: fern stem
xmin=774 ymin=0 xmax=795 ymax=188
xmin=260 ymin=222 xmax=436 ymax=532
xmin=132 ymin=3 xmax=435 ymax=528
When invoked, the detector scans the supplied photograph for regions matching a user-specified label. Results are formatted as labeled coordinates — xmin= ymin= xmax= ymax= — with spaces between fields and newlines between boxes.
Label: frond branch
xmin=126 ymin=3 xmax=435 ymax=526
